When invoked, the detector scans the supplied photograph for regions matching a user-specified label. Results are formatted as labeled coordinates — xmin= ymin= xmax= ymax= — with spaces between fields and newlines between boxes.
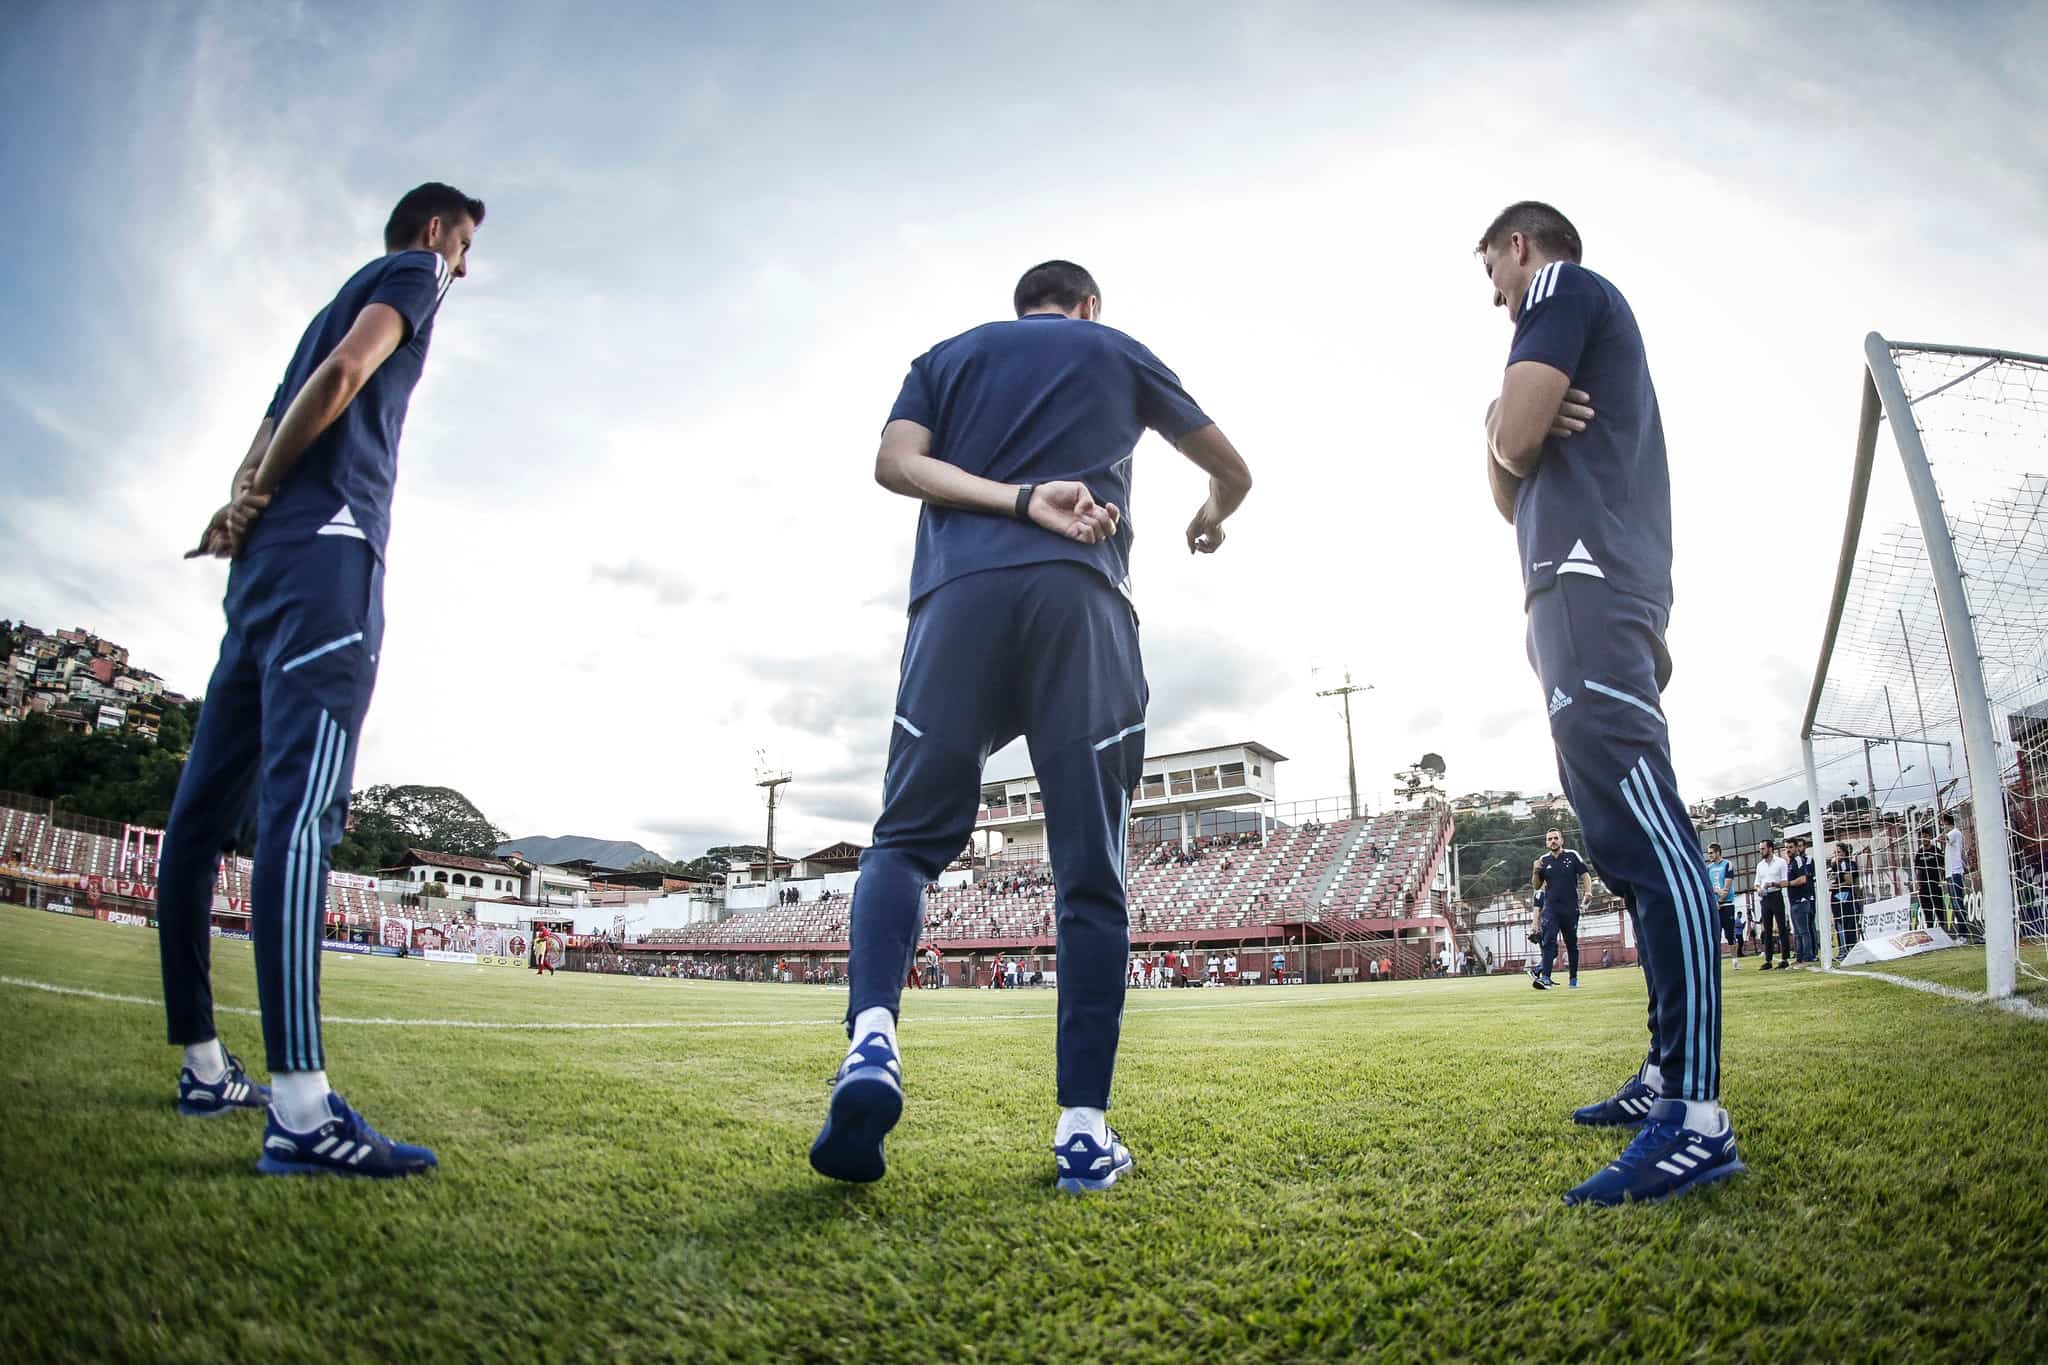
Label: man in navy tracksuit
xmin=1478 ymin=202 xmax=1743 ymax=1205
xmin=155 ymin=183 xmax=482 ymax=1178
xmin=1532 ymin=828 xmax=1590 ymax=990
xmin=809 ymin=260 xmax=1253 ymax=1193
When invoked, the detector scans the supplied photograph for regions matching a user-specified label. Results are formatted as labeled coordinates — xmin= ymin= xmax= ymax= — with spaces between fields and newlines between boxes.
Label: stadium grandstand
xmin=1 ymin=738 xmax=1675 ymax=983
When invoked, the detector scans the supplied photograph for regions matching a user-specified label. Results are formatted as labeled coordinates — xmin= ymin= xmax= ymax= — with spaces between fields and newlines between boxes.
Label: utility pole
xmin=1315 ymin=670 xmax=1372 ymax=821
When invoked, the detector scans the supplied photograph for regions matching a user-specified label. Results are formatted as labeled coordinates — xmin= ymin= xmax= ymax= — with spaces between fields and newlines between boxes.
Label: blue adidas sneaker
xmin=256 ymin=1093 xmax=438 ymax=1179
xmin=1054 ymin=1126 xmax=1134 ymax=1194
xmin=1564 ymin=1099 xmax=1745 ymax=1207
xmin=176 ymin=1049 xmax=271 ymax=1118
xmin=1572 ymin=1074 xmax=1662 ymax=1127
xmin=809 ymin=1031 xmax=904 ymax=1184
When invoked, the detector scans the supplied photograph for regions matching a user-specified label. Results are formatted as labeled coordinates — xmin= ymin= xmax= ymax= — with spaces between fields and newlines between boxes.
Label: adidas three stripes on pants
xmin=845 ymin=561 xmax=1148 ymax=1110
xmin=1527 ymin=575 xmax=1723 ymax=1103
xmin=156 ymin=537 xmax=383 ymax=1074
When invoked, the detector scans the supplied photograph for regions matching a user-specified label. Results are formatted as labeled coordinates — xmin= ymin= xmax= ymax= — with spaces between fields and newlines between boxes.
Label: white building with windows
xmin=379 ymin=848 xmax=524 ymax=900
xmin=977 ymin=741 xmax=1287 ymax=857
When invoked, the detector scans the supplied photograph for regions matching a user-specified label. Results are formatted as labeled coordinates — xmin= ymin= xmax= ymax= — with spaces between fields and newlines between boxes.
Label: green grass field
xmin=4 ymin=905 xmax=2046 ymax=1363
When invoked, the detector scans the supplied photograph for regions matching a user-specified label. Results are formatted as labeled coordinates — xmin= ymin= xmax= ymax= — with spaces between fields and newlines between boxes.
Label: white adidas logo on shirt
xmin=316 ymin=506 xmax=367 ymax=541
xmin=1557 ymin=539 xmax=1604 ymax=580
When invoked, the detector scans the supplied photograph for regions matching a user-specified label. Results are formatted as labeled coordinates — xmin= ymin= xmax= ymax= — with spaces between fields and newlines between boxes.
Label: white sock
xmin=1639 ymin=1062 xmax=1666 ymax=1095
xmin=270 ymin=1070 xmax=332 ymax=1132
xmin=849 ymin=1007 xmax=896 ymax=1055
xmin=1054 ymin=1106 xmax=1108 ymax=1145
xmin=183 ymin=1038 xmax=227 ymax=1084
xmin=1682 ymin=1100 xmax=1728 ymax=1135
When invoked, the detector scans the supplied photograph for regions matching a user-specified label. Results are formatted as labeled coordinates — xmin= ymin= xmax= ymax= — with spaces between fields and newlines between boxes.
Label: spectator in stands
xmin=1754 ymin=840 xmax=1791 ymax=970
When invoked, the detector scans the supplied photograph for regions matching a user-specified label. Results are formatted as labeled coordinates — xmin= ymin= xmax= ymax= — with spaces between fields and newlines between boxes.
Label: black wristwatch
xmin=1015 ymin=484 xmax=1037 ymax=520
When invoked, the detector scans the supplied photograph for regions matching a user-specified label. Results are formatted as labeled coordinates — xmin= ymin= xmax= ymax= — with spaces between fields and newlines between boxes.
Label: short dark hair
xmin=1707 ymin=842 xmax=1721 ymax=854
xmin=1013 ymin=260 xmax=1100 ymax=317
xmin=385 ymin=182 xmax=485 ymax=251
xmin=1942 ymin=812 xmax=1956 ymax=826
xmin=1475 ymin=200 xmax=1583 ymax=263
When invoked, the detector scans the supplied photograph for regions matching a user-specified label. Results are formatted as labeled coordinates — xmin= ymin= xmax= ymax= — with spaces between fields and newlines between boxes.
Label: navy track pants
xmin=1527 ymin=576 xmax=1722 ymax=1102
xmin=1538 ymin=907 xmax=1580 ymax=980
xmin=846 ymin=561 xmax=1147 ymax=1109
xmin=156 ymin=537 xmax=383 ymax=1073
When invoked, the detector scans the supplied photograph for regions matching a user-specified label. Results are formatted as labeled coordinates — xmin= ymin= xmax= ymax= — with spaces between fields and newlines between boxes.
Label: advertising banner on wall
xmin=472 ymin=926 xmax=530 ymax=968
xmin=378 ymin=916 xmax=414 ymax=951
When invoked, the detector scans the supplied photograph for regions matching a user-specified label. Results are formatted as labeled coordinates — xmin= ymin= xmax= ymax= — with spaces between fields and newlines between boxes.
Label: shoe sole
xmin=255 ymin=1154 xmax=436 ymax=1179
xmin=178 ymin=1100 xmax=259 ymax=1119
xmin=1055 ymin=1155 xmax=1134 ymax=1195
xmin=1572 ymin=1111 xmax=1647 ymax=1128
xmin=809 ymin=1070 xmax=903 ymax=1184
xmin=1563 ymin=1156 xmax=1747 ymax=1207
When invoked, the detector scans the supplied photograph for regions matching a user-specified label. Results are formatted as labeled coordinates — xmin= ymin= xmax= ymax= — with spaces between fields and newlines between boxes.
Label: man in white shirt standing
xmin=1754 ymin=840 xmax=1792 ymax=971
xmin=1942 ymin=813 xmax=1973 ymax=942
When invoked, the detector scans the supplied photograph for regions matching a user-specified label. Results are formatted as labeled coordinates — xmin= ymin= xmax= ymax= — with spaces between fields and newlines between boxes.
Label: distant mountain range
xmin=494 ymin=835 xmax=672 ymax=871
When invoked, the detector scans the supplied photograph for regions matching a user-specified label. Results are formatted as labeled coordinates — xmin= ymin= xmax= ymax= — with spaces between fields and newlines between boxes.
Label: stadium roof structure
xmin=381 ymin=847 xmax=517 ymax=877
xmin=1150 ymin=740 xmax=1290 ymax=764
xmin=798 ymin=840 xmax=864 ymax=867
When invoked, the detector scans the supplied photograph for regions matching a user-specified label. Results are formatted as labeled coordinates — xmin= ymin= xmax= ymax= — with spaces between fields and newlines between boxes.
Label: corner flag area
xmin=5 ymin=905 xmax=2044 ymax=1361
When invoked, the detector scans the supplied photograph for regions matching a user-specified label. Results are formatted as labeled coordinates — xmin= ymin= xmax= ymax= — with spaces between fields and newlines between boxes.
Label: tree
xmin=342 ymin=785 xmax=506 ymax=861
xmin=331 ymin=801 xmax=411 ymax=876
xmin=155 ymin=698 xmax=199 ymax=755
xmin=0 ymin=713 xmax=187 ymax=827
xmin=682 ymin=844 xmax=768 ymax=881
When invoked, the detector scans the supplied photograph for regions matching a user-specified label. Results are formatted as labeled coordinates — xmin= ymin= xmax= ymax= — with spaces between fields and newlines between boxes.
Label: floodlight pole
xmin=1315 ymin=671 xmax=1372 ymax=822
xmin=756 ymin=770 xmax=792 ymax=884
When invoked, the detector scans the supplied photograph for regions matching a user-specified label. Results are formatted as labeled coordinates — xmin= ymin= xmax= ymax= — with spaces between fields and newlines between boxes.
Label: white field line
xmin=1835 ymin=967 xmax=2048 ymax=1021
xmin=0 ymin=974 xmax=1428 ymax=1033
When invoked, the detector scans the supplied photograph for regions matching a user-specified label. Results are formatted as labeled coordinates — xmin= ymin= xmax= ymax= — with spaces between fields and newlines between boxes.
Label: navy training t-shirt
xmin=886 ymin=314 xmax=1212 ymax=606
xmin=241 ymin=249 xmax=450 ymax=563
xmin=1537 ymin=848 xmax=1589 ymax=915
xmin=1505 ymin=261 xmax=1672 ymax=610
xmin=1786 ymin=852 xmax=1816 ymax=903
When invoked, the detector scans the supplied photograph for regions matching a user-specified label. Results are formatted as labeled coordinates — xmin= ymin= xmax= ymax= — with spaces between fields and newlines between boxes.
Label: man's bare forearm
xmin=1177 ymin=424 xmax=1252 ymax=520
xmin=230 ymin=417 xmax=275 ymax=497
xmin=1488 ymin=446 xmax=1522 ymax=524
xmin=251 ymin=360 xmax=368 ymax=496
xmin=877 ymin=450 xmax=1020 ymax=517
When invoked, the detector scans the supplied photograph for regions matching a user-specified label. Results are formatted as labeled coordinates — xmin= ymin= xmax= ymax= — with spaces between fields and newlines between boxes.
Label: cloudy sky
xmin=3 ymin=2 xmax=2043 ymax=860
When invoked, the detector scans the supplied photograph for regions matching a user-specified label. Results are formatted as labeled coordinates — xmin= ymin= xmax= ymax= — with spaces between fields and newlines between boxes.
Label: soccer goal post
xmin=1803 ymin=334 xmax=2048 ymax=1000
